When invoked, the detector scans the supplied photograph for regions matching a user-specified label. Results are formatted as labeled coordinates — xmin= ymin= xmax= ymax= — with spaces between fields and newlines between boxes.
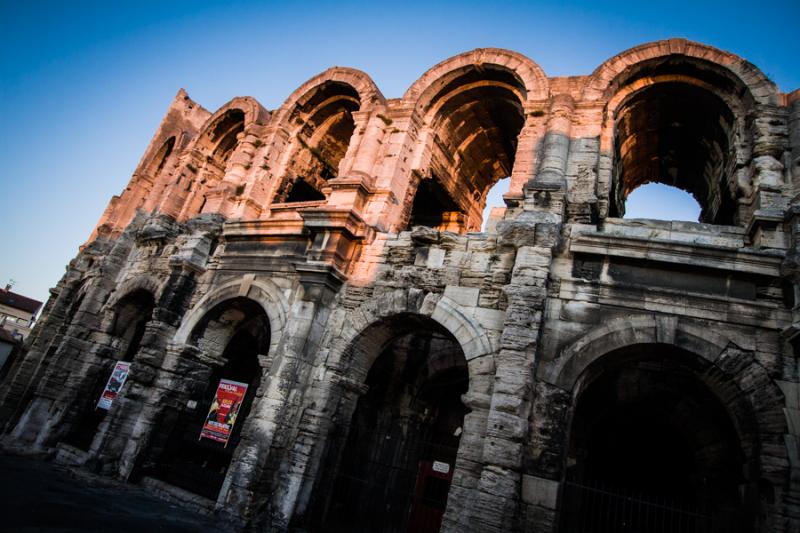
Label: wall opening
xmin=201 ymin=109 xmax=245 ymax=173
xmin=63 ymin=290 xmax=155 ymax=451
xmin=135 ymin=297 xmax=268 ymax=500
xmin=408 ymin=177 xmax=462 ymax=231
xmin=481 ymin=176 xmax=510 ymax=231
xmin=146 ymin=136 xmax=176 ymax=179
xmin=610 ymin=81 xmax=737 ymax=224
xmin=285 ymin=177 xmax=327 ymax=203
xmin=561 ymin=344 xmax=753 ymax=533
xmin=410 ymin=66 xmax=525 ymax=232
xmin=623 ymin=182 xmax=702 ymax=222
xmin=315 ymin=315 xmax=469 ymax=532
xmin=274 ymin=81 xmax=360 ymax=203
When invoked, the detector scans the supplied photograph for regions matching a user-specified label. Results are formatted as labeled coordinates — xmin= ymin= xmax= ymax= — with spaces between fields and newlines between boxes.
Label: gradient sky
xmin=1 ymin=0 xmax=798 ymax=303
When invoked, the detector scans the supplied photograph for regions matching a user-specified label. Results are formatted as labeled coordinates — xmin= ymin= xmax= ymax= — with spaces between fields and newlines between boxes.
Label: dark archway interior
xmin=207 ymin=109 xmax=245 ymax=169
xmin=562 ymin=345 xmax=752 ymax=533
xmin=276 ymin=81 xmax=360 ymax=203
xmin=146 ymin=136 xmax=175 ymax=179
xmin=321 ymin=318 xmax=469 ymax=533
xmin=138 ymin=297 xmax=268 ymax=500
xmin=410 ymin=66 xmax=525 ymax=232
xmin=286 ymin=177 xmax=327 ymax=203
xmin=408 ymin=178 xmax=461 ymax=229
xmin=64 ymin=290 xmax=155 ymax=451
xmin=611 ymin=82 xmax=736 ymax=224
xmin=112 ymin=290 xmax=156 ymax=362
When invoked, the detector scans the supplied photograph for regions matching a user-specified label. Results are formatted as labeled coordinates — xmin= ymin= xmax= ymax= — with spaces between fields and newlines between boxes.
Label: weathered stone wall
xmin=2 ymin=39 xmax=799 ymax=532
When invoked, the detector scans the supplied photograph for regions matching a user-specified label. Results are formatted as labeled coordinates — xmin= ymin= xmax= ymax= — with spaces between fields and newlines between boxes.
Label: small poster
xmin=199 ymin=379 xmax=248 ymax=447
xmin=97 ymin=361 xmax=131 ymax=410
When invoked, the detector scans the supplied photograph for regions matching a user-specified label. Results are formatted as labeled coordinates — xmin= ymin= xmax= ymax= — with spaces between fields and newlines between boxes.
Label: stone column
xmin=211 ymin=126 xmax=266 ymax=219
xmin=458 ymin=220 xmax=558 ymax=532
xmin=339 ymin=109 xmax=385 ymax=181
xmin=745 ymin=104 xmax=790 ymax=248
xmin=440 ymin=359 xmax=494 ymax=532
xmin=222 ymin=278 xmax=334 ymax=523
xmin=537 ymin=95 xmax=574 ymax=186
xmin=508 ymin=101 xmax=549 ymax=199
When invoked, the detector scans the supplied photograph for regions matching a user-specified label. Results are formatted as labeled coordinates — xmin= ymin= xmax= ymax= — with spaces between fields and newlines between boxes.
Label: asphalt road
xmin=0 ymin=454 xmax=237 ymax=532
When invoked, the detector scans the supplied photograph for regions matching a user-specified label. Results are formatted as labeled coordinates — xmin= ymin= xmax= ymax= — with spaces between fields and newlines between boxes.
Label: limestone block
xmin=469 ymin=252 xmax=491 ymax=272
xmin=778 ymin=380 xmax=800 ymax=410
xmin=472 ymin=307 xmax=506 ymax=331
xmin=443 ymin=286 xmax=480 ymax=307
xmin=785 ymin=407 xmax=800 ymax=436
xmin=486 ymin=409 xmax=527 ymax=440
xmin=521 ymin=475 xmax=559 ymax=509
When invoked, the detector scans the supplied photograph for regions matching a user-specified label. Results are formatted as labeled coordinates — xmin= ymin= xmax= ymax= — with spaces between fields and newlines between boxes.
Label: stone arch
xmin=198 ymin=96 xmax=270 ymax=135
xmin=542 ymin=316 xmax=789 ymax=532
xmin=139 ymin=130 xmax=193 ymax=215
xmin=272 ymin=67 xmax=385 ymax=127
xmin=139 ymin=289 xmax=273 ymax=501
xmin=583 ymin=38 xmax=779 ymax=105
xmin=185 ymin=97 xmax=267 ymax=173
xmin=538 ymin=315 xmax=788 ymax=503
xmin=173 ymin=276 xmax=287 ymax=360
xmin=104 ymin=274 xmax=164 ymax=311
xmin=403 ymin=48 xmax=549 ymax=106
xmin=137 ymin=130 xmax=185 ymax=178
xmin=539 ymin=314 xmax=757 ymax=391
xmin=327 ymin=290 xmax=496 ymax=379
xmin=306 ymin=289 xmax=498 ymax=531
xmin=402 ymin=50 xmax=547 ymax=233
xmin=60 ymin=280 xmax=160 ymax=452
xmin=588 ymin=41 xmax=771 ymax=224
xmin=269 ymin=68 xmax=383 ymax=204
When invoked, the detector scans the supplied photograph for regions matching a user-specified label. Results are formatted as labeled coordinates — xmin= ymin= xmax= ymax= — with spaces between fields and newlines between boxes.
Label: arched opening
xmin=409 ymin=67 xmax=525 ymax=232
xmin=145 ymin=136 xmax=175 ymax=179
xmin=408 ymin=178 xmax=461 ymax=230
xmin=285 ymin=177 xmax=327 ymax=202
xmin=136 ymin=297 xmax=268 ymax=500
xmin=275 ymin=81 xmax=360 ymax=203
xmin=624 ymin=182 xmax=702 ymax=221
xmin=111 ymin=290 xmax=157 ymax=362
xmin=64 ymin=290 xmax=155 ymax=451
xmin=314 ymin=315 xmax=469 ymax=532
xmin=481 ymin=176 xmax=510 ymax=232
xmin=561 ymin=344 xmax=754 ymax=533
xmin=204 ymin=109 xmax=245 ymax=171
xmin=610 ymin=78 xmax=738 ymax=225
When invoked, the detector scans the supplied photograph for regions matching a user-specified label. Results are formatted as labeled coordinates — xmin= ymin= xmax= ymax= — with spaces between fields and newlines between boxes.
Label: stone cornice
xmin=570 ymin=231 xmax=783 ymax=277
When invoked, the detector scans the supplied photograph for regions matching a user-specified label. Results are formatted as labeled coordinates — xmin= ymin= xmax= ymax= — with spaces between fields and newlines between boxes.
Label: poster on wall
xmin=96 ymin=361 xmax=131 ymax=410
xmin=199 ymin=379 xmax=248 ymax=447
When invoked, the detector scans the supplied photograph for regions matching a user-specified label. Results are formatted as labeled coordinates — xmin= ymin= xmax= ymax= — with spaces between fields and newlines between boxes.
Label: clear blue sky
xmin=1 ymin=0 xmax=798 ymax=303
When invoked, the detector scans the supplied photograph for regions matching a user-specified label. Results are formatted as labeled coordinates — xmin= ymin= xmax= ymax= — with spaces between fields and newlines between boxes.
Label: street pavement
xmin=0 ymin=453 xmax=238 ymax=532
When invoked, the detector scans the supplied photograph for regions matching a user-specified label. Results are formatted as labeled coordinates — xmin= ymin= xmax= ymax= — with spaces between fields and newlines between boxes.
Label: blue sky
xmin=1 ymin=0 xmax=798 ymax=303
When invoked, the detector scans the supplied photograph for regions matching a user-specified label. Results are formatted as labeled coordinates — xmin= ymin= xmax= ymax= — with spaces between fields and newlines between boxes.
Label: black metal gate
xmin=326 ymin=431 xmax=458 ymax=533
xmin=561 ymin=480 xmax=716 ymax=533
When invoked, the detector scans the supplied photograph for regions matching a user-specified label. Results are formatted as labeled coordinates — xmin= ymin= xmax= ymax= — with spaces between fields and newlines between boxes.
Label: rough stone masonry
xmin=2 ymin=39 xmax=800 ymax=532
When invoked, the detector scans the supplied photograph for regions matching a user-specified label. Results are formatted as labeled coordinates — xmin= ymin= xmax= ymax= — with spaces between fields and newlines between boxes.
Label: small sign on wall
xmin=432 ymin=461 xmax=450 ymax=474
xmin=97 ymin=361 xmax=131 ymax=410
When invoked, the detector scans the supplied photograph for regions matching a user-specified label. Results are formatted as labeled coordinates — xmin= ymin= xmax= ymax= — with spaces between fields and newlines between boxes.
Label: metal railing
xmin=561 ymin=480 xmax=715 ymax=533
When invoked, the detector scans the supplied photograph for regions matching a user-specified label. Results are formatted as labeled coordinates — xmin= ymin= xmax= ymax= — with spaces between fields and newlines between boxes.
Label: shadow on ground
xmin=0 ymin=453 xmax=239 ymax=532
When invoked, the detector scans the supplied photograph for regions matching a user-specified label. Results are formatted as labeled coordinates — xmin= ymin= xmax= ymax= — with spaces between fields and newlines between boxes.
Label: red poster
xmin=199 ymin=379 xmax=248 ymax=446
xmin=97 ymin=361 xmax=131 ymax=410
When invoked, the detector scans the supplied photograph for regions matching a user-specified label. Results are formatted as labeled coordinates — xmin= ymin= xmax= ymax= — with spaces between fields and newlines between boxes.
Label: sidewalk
xmin=0 ymin=453 xmax=239 ymax=532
